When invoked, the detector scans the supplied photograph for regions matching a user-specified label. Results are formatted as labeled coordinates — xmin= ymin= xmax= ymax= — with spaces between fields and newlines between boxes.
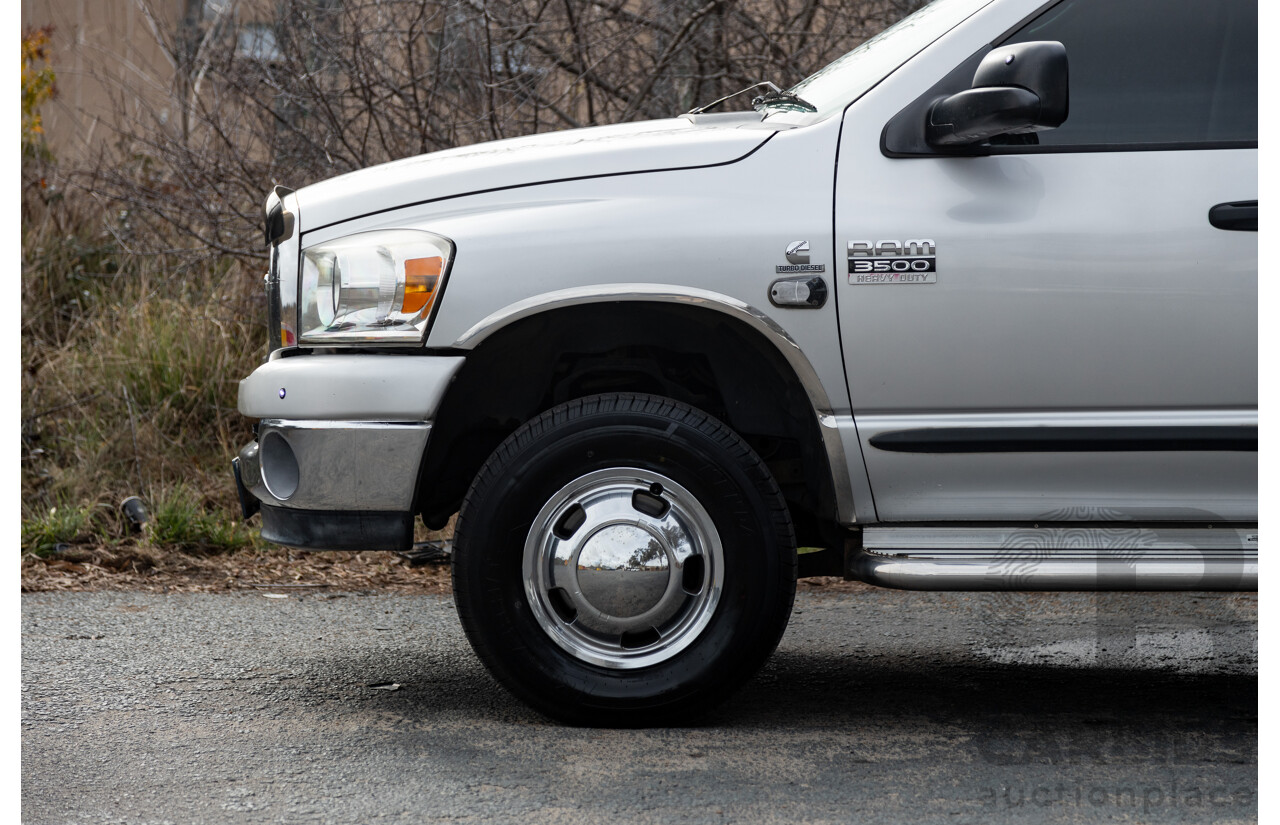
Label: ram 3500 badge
xmin=234 ymin=0 xmax=1258 ymax=724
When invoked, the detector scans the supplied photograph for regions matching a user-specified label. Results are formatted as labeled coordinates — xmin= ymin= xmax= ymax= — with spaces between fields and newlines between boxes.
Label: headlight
xmin=298 ymin=229 xmax=454 ymax=344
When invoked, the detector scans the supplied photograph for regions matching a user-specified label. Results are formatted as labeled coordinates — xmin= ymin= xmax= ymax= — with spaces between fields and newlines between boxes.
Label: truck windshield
xmin=762 ymin=0 xmax=994 ymax=119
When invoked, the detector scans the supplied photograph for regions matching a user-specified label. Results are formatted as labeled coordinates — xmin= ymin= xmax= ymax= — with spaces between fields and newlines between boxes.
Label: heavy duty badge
xmin=777 ymin=240 xmax=825 ymax=274
xmin=848 ymin=239 xmax=937 ymax=284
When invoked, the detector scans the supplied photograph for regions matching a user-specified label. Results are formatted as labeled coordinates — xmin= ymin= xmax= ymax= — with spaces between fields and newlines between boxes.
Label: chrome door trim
xmin=858 ymin=408 xmax=1259 ymax=434
xmin=863 ymin=525 xmax=1258 ymax=551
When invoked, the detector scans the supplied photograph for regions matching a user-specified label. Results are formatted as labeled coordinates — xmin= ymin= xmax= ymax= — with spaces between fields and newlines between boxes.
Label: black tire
xmin=452 ymin=393 xmax=796 ymax=726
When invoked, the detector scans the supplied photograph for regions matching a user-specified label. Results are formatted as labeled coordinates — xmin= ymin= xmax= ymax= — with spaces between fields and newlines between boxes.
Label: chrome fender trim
xmin=454 ymin=284 xmax=859 ymax=523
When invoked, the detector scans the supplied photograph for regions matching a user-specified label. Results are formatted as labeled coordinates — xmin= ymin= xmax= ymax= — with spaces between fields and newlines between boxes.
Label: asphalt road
xmin=22 ymin=586 xmax=1256 ymax=824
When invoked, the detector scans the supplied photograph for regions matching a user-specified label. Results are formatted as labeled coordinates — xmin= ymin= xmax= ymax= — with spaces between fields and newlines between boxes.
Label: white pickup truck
xmin=234 ymin=0 xmax=1257 ymax=724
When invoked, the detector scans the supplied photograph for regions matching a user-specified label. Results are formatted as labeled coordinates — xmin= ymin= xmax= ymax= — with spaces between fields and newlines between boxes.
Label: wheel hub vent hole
xmin=620 ymin=627 xmax=661 ymax=649
xmin=631 ymin=490 xmax=669 ymax=518
xmin=553 ymin=505 xmax=586 ymax=540
xmin=548 ymin=588 xmax=577 ymax=623
xmin=682 ymin=555 xmax=705 ymax=594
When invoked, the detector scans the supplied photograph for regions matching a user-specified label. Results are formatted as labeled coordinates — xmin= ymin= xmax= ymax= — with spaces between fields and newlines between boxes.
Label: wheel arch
xmin=417 ymin=286 xmax=855 ymax=546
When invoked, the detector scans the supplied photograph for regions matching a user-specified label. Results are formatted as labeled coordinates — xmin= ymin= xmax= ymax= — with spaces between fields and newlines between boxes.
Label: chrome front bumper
xmin=235 ymin=420 xmax=431 ymax=551
xmin=234 ymin=353 xmax=466 ymax=550
xmin=236 ymin=419 xmax=431 ymax=512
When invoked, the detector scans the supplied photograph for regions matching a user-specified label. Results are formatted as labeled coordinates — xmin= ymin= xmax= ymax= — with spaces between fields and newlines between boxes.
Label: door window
xmin=1001 ymin=0 xmax=1257 ymax=147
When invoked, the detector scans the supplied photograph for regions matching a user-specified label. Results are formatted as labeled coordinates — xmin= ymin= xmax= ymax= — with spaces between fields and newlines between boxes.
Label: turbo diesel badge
xmin=848 ymin=239 xmax=937 ymax=284
xmin=777 ymin=240 xmax=824 ymax=274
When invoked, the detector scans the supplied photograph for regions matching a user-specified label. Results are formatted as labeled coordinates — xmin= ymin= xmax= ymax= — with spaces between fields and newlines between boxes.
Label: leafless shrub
xmin=76 ymin=0 xmax=923 ymax=262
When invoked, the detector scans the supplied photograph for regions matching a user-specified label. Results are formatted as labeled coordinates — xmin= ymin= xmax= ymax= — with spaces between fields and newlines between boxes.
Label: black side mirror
xmin=926 ymin=41 xmax=1068 ymax=147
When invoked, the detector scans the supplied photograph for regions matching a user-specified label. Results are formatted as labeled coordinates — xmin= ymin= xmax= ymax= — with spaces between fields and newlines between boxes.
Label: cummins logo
xmin=848 ymin=238 xmax=937 ymax=284
xmin=777 ymin=240 xmax=824 ymax=274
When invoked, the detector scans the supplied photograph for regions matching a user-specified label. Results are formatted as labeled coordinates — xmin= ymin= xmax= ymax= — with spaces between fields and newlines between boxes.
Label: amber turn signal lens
xmin=401 ymin=256 xmax=442 ymax=314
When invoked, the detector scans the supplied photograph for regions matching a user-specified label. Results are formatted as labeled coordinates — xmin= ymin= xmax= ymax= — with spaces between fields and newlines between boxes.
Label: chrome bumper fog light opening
xmin=260 ymin=431 xmax=300 ymax=500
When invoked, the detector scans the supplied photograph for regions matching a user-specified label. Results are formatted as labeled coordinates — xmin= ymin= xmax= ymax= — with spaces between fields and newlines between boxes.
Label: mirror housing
xmin=926 ymin=41 xmax=1068 ymax=147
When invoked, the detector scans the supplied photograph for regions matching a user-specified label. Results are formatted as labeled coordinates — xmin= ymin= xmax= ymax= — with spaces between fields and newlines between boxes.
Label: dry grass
xmin=21 ymin=196 xmax=268 ymax=562
xmin=20 ymin=198 xmax=459 ymax=591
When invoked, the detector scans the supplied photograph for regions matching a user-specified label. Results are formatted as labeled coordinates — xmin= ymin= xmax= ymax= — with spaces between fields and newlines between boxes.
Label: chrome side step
xmin=850 ymin=527 xmax=1257 ymax=591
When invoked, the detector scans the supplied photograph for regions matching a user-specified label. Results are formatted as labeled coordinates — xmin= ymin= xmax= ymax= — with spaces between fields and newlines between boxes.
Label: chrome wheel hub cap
xmin=523 ymin=468 xmax=723 ymax=669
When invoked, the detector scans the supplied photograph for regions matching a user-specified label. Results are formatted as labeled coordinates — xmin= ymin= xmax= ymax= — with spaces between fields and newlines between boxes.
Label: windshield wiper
xmin=750 ymin=89 xmax=816 ymax=113
xmin=686 ymin=81 xmax=781 ymax=115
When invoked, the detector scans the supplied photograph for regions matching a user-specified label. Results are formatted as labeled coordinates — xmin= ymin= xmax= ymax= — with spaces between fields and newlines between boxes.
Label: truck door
xmin=833 ymin=0 xmax=1257 ymax=522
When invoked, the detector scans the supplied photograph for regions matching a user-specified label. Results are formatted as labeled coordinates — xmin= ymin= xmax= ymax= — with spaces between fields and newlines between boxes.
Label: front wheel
xmin=452 ymin=394 xmax=796 ymax=725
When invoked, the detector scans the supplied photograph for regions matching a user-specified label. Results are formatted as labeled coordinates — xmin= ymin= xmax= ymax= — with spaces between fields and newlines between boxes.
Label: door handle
xmin=1209 ymin=200 xmax=1257 ymax=231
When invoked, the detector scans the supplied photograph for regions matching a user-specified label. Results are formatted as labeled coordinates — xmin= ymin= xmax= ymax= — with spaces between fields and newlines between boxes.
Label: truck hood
xmin=294 ymin=116 xmax=776 ymax=233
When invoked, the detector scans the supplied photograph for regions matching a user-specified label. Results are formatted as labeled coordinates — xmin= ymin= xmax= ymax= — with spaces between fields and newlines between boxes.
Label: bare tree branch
xmin=72 ymin=0 xmax=914 ymax=262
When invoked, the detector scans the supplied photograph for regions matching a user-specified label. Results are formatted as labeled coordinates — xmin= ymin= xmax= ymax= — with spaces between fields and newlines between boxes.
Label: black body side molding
xmin=869 ymin=425 xmax=1258 ymax=454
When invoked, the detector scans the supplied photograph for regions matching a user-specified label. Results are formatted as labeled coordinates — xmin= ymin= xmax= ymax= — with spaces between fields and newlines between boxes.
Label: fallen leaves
xmin=21 ymin=545 xmax=452 ymax=595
